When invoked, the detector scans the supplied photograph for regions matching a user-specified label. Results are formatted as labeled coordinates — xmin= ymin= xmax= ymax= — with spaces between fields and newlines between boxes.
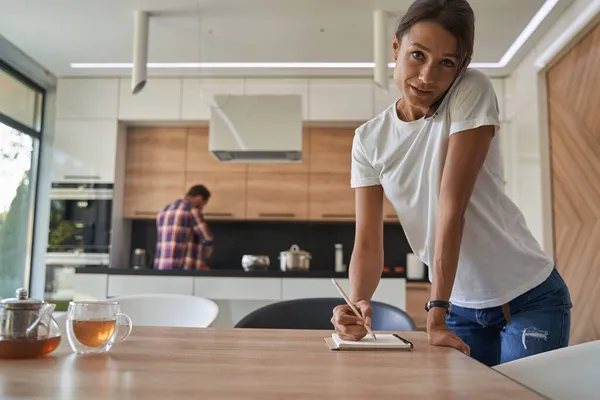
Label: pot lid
xmin=281 ymin=244 xmax=310 ymax=255
xmin=0 ymin=288 xmax=43 ymax=310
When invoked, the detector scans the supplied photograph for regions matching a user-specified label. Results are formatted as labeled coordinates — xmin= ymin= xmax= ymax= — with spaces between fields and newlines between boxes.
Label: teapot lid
xmin=0 ymin=288 xmax=43 ymax=310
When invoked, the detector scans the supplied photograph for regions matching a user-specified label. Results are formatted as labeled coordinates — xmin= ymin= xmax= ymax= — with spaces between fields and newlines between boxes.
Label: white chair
xmin=493 ymin=340 xmax=600 ymax=400
xmin=52 ymin=311 xmax=68 ymax=334
xmin=109 ymin=294 xmax=219 ymax=328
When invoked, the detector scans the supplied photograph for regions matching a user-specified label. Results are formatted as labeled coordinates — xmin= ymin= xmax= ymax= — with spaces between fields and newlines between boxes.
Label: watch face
xmin=425 ymin=301 xmax=451 ymax=313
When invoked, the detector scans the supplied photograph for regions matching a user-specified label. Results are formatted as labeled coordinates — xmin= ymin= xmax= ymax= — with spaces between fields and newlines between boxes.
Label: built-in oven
xmin=45 ymin=183 xmax=113 ymax=302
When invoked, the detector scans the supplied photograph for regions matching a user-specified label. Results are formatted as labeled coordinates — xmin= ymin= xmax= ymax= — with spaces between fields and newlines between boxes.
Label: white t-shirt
xmin=351 ymin=69 xmax=554 ymax=309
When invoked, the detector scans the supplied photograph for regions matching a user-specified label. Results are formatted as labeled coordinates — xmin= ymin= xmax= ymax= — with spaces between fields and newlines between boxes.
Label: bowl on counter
xmin=241 ymin=255 xmax=270 ymax=271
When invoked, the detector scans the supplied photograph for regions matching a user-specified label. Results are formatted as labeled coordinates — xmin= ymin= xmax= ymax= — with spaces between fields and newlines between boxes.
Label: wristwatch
xmin=425 ymin=300 xmax=451 ymax=314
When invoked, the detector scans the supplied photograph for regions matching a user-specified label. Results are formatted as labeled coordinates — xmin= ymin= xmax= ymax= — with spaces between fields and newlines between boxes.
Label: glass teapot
xmin=0 ymin=288 xmax=58 ymax=340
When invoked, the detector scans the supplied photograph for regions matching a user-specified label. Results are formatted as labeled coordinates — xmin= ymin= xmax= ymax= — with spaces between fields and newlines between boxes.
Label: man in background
xmin=154 ymin=185 xmax=214 ymax=270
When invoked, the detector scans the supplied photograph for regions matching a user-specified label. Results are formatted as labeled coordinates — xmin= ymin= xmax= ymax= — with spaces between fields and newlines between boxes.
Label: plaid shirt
xmin=154 ymin=199 xmax=214 ymax=271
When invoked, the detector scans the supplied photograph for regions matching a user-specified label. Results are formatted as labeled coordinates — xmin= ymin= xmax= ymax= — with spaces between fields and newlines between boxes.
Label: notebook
xmin=325 ymin=333 xmax=414 ymax=351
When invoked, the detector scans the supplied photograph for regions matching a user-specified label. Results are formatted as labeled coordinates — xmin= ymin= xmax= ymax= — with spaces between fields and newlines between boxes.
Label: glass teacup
xmin=66 ymin=301 xmax=132 ymax=354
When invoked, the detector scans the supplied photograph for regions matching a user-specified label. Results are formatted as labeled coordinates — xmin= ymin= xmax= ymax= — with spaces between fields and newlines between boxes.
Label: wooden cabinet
xmin=246 ymin=173 xmax=309 ymax=220
xmin=123 ymin=127 xmax=187 ymax=218
xmin=309 ymin=128 xmax=354 ymax=174
xmin=52 ymin=119 xmax=118 ymax=183
xmin=309 ymin=173 xmax=354 ymax=221
xmin=122 ymin=126 xmax=404 ymax=224
xmin=126 ymin=127 xmax=187 ymax=173
xmin=119 ymin=78 xmax=182 ymax=120
xmin=186 ymin=172 xmax=246 ymax=220
xmin=247 ymin=129 xmax=310 ymax=173
xmin=123 ymin=171 xmax=185 ymax=218
xmin=186 ymin=128 xmax=247 ymax=173
xmin=406 ymin=282 xmax=431 ymax=331
xmin=383 ymin=196 xmax=398 ymax=223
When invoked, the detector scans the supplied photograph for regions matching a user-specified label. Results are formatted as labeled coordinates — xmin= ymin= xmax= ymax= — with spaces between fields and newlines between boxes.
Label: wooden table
xmin=0 ymin=328 xmax=541 ymax=399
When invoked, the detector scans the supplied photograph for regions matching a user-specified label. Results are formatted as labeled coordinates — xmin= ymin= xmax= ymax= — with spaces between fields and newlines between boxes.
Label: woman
xmin=331 ymin=0 xmax=572 ymax=367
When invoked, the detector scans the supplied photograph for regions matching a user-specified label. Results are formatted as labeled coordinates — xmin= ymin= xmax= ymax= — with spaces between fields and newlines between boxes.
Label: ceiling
xmin=0 ymin=0 xmax=576 ymax=79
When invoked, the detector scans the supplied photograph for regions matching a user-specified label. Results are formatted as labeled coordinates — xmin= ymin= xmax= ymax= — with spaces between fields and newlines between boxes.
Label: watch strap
xmin=425 ymin=300 xmax=451 ymax=313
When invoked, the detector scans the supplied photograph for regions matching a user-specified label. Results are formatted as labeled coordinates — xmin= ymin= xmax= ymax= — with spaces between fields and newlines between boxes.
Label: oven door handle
xmin=50 ymin=188 xmax=113 ymax=200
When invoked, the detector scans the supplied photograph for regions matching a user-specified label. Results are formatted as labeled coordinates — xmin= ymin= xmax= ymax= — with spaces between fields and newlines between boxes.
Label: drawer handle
xmin=64 ymin=175 xmax=101 ymax=180
xmin=135 ymin=211 xmax=157 ymax=216
xmin=385 ymin=214 xmax=397 ymax=219
xmin=259 ymin=213 xmax=295 ymax=218
xmin=204 ymin=212 xmax=234 ymax=217
xmin=322 ymin=213 xmax=355 ymax=218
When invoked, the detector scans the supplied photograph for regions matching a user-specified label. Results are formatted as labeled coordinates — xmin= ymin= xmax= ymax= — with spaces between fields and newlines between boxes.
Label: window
xmin=0 ymin=63 xmax=43 ymax=299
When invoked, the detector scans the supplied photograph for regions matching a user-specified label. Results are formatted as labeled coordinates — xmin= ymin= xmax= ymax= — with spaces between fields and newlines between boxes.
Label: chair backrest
xmin=110 ymin=294 xmax=219 ymax=328
xmin=53 ymin=311 xmax=68 ymax=334
xmin=234 ymin=298 xmax=416 ymax=331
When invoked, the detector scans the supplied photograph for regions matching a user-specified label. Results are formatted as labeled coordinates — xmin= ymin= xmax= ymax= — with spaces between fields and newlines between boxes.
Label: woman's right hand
xmin=330 ymin=300 xmax=373 ymax=341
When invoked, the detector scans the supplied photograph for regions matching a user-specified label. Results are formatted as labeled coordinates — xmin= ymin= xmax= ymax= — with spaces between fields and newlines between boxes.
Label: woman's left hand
xmin=428 ymin=324 xmax=470 ymax=355
xmin=427 ymin=308 xmax=470 ymax=355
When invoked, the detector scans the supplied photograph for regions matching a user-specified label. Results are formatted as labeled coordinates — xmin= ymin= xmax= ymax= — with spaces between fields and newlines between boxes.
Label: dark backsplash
xmin=131 ymin=220 xmax=411 ymax=271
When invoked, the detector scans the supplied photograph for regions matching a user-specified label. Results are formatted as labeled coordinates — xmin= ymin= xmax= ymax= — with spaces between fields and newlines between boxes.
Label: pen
xmin=330 ymin=278 xmax=377 ymax=340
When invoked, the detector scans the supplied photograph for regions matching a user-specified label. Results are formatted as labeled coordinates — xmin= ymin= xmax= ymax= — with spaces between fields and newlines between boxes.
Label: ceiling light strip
xmin=498 ymin=0 xmax=560 ymax=67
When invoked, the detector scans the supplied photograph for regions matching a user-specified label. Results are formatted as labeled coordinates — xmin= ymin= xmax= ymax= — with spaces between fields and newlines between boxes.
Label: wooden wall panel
xmin=547 ymin=21 xmax=600 ymax=344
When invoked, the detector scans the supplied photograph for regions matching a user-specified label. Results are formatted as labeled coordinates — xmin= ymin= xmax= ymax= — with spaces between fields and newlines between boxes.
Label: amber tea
xmin=0 ymin=336 xmax=61 ymax=359
xmin=72 ymin=319 xmax=116 ymax=347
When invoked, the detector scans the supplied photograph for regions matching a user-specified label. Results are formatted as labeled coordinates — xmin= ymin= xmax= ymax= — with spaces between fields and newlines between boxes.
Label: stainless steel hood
xmin=208 ymin=94 xmax=303 ymax=162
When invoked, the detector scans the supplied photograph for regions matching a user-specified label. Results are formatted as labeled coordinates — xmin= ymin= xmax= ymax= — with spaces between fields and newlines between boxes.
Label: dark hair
xmin=187 ymin=184 xmax=211 ymax=200
xmin=396 ymin=0 xmax=475 ymax=73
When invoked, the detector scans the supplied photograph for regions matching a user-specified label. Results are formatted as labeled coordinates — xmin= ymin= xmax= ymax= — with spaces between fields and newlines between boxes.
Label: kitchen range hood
xmin=209 ymin=94 xmax=302 ymax=162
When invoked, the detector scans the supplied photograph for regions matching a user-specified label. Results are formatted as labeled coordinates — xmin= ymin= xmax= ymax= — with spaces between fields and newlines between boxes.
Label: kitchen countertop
xmin=74 ymin=267 xmax=407 ymax=279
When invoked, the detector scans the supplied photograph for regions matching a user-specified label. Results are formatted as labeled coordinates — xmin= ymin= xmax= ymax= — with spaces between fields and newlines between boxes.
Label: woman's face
xmin=392 ymin=21 xmax=460 ymax=111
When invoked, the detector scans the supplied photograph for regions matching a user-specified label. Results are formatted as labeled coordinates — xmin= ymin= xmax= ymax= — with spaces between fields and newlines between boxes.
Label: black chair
xmin=234 ymin=297 xmax=416 ymax=331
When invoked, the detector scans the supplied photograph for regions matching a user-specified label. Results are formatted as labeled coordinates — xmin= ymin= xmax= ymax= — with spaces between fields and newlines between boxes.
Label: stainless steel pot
xmin=279 ymin=244 xmax=311 ymax=271
xmin=241 ymin=255 xmax=270 ymax=271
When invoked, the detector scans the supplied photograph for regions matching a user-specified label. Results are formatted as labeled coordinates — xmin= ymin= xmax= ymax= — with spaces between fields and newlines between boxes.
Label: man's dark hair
xmin=187 ymin=184 xmax=211 ymax=200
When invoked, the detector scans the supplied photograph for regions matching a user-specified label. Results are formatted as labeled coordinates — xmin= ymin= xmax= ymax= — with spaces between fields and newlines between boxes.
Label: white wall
xmin=504 ymin=0 xmax=600 ymax=257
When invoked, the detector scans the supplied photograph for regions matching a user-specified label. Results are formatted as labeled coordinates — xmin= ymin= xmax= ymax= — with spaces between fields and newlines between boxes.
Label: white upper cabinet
xmin=118 ymin=78 xmax=182 ymax=120
xmin=181 ymin=78 xmax=244 ymax=120
xmin=56 ymin=78 xmax=119 ymax=119
xmin=52 ymin=119 xmax=118 ymax=183
xmin=244 ymin=79 xmax=309 ymax=120
xmin=373 ymin=82 xmax=401 ymax=116
xmin=308 ymin=79 xmax=373 ymax=121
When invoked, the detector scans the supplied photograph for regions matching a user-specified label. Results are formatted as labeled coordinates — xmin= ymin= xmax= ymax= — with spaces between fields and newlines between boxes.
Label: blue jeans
xmin=446 ymin=267 xmax=572 ymax=367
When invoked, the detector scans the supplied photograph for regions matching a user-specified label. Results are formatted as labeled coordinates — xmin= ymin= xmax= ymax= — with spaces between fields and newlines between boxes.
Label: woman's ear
xmin=392 ymin=35 xmax=400 ymax=60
